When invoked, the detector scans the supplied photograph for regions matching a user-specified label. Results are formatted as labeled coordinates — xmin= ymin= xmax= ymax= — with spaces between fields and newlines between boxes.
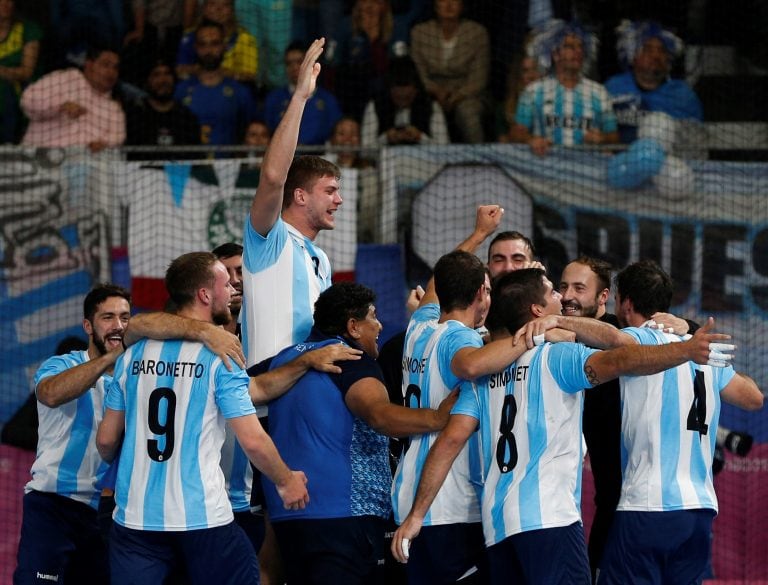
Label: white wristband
xmin=533 ymin=334 xmax=546 ymax=346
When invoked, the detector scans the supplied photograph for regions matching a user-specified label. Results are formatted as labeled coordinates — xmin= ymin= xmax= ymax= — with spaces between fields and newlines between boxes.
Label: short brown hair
xmin=282 ymin=156 xmax=340 ymax=209
xmin=165 ymin=252 xmax=218 ymax=309
xmin=570 ymin=256 xmax=612 ymax=292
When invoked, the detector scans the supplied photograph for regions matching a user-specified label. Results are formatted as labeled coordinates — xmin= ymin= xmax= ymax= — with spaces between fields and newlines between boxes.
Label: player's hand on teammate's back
xmin=303 ymin=343 xmax=362 ymax=374
xmin=277 ymin=470 xmax=310 ymax=510
xmin=685 ymin=318 xmax=735 ymax=366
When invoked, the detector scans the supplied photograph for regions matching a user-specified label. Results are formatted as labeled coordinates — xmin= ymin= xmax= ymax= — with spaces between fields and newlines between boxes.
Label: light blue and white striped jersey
xmin=452 ymin=342 xmax=597 ymax=547
xmin=105 ymin=338 xmax=256 ymax=531
xmin=29 ymin=350 xmax=110 ymax=509
xmin=391 ymin=303 xmax=484 ymax=526
xmin=241 ymin=216 xmax=331 ymax=370
xmin=515 ymin=76 xmax=617 ymax=146
xmin=617 ymin=327 xmax=735 ymax=513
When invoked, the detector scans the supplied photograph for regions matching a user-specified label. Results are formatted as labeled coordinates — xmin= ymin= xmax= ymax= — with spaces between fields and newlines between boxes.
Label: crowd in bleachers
xmin=1 ymin=0 xmax=766 ymax=155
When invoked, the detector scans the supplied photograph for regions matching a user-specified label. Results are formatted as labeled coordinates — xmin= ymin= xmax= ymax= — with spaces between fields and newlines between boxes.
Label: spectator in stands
xmin=0 ymin=0 xmax=41 ymax=144
xmin=264 ymin=40 xmax=342 ymax=146
xmin=605 ymin=20 xmax=703 ymax=144
xmin=243 ymin=119 xmax=271 ymax=149
xmin=235 ymin=0 xmax=292 ymax=89
xmin=510 ymin=19 xmax=619 ymax=156
xmin=176 ymin=0 xmax=258 ymax=85
xmin=125 ymin=59 xmax=201 ymax=159
xmin=329 ymin=116 xmax=371 ymax=168
xmin=48 ymin=0 xmax=126 ymax=68
xmin=497 ymin=52 xmax=543 ymax=142
xmin=175 ymin=21 xmax=257 ymax=146
xmin=410 ymin=0 xmax=490 ymax=143
xmin=292 ymin=0 xmax=344 ymax=64
xmin=329 ymin=0 xmax=407 ymax=121
xmin=122 ymin=0 xmax=186 ymax=84
xmin=21 ymin=45 xmax=125 ymax=150
xmin=361 ymin=55 xmax=449 ymax=146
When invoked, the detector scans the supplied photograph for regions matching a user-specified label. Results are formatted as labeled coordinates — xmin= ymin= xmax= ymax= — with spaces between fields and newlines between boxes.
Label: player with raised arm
xmin=392 ymin=205 xmax=557 ymax=584
xmin=393 ymin=268 xmax=737 ymax=585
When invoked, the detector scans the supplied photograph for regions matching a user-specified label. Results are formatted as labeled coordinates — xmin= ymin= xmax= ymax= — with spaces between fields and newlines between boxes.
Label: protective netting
xmin=1 ymin=0 xmax=767 ymax=582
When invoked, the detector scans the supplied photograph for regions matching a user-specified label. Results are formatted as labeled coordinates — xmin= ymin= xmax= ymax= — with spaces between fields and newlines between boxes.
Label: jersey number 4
xmin=686 ymin=370 xmax=709 ymax=436
xmin=147 ymin=387 xmax=176 ymax=462
xmin=496 ymin=394 xmax=518 ymax=473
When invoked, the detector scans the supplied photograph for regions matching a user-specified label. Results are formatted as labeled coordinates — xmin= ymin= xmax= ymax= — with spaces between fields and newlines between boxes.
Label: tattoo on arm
xmin=584 ymin=364 xmax=601 ymax=386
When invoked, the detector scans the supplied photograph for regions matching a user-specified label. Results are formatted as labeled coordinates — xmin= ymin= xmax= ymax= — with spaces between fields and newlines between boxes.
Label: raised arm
xmin=125 ymin=312 xmax=245 ymax=370
xmin=249 ymin=344 xmax=362 ymax=404
xmin=391 ymin=414 xmax=477 ymax=562
xmin=420 ymin=204 xmax=504 ymax=307
xmin=583 ymin=318 xmax=731 ymax=386
xmin=344 ymin=378 xmax=455 ymax=438
xmin=249 ymin=38 xmax=325 ymax=235
xmin=229 ymin=414 xmax=310 ymax=510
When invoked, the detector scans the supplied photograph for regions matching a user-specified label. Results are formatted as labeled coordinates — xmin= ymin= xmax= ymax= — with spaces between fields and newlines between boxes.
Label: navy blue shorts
xmin=597 ymin=509 xmax=715 ymax=585
xmin=14 ymin=490 xmax=108 ymax=585
xmin=273 ymin=515 xmax=386 ymax=585
xmin=235 ymin=509 xmax=266 ymax=554
xmin=406 ymin=522 xmax=488 ymax=585
xmin=109 ymin=520 xmax=259 ymax=585
xmin=487 ymin=521 xmax=591 ymax=585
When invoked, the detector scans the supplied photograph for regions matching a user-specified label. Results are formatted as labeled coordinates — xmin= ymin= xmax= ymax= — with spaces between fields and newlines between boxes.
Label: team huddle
xmin=14 ymin=37 xmax=763 ymax=585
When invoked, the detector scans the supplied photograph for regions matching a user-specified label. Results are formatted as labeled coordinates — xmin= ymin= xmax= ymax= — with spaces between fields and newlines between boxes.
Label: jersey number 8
xmin=496 ymin=394 xmax=518 ymax=473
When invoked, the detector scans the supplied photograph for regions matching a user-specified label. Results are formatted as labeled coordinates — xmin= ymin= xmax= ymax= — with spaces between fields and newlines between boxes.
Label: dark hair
xmin=313 ymin=282 xmax=375 ymax=337
xmin=83 ymin=284 xmax=131 ymax=322
xmin=55 ymin=336 xmax=88 ymax=355
xmin=386 ymin=56 xmax=422 ymax=88
xmin=487 ymin=231 xmax=535 ymax=263
xmin=195 ymin=19 xmax=225 ymax=40
xmin=614 ymin=260 xmax=673 ymax=318
xmin=433 ymin=250 xmax=486 ymax=312
xmin=486 ymin=268 xmax=547 ymax=334
xmin=146 ymin=58 xmax=176 ymax=81
xmin=285 ymin=39 xmax=308 ymax=56
xmin=165 ymin=252 xmax=218 ymax=309
xmin=283 ymin=155 xmax=340 ymax=209
xmin=212 ymin=242 xmax=243 ymax=259
xmin=570 ymin=256 xmax=612 ymax=292
xmin=85 ymin=43 xmax=119 ymax=63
